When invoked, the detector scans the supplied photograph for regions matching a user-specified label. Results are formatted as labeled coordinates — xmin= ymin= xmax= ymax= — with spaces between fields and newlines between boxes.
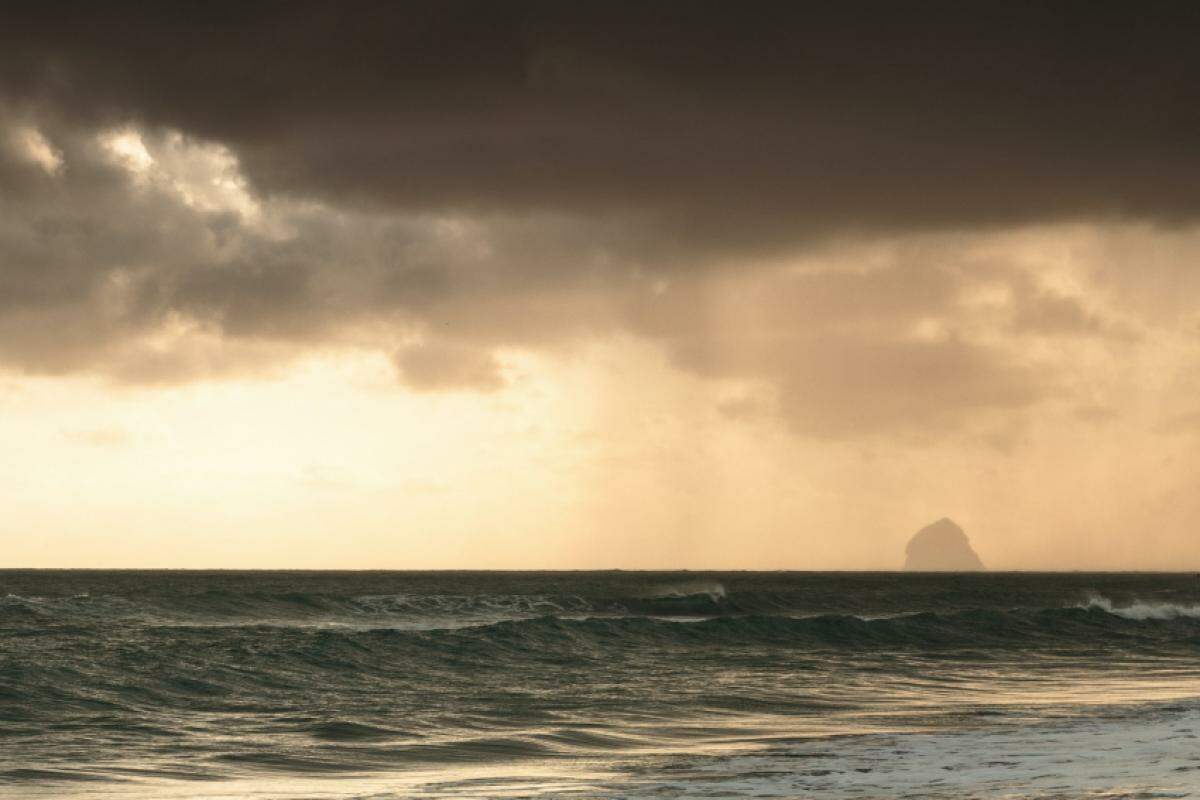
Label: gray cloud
xmin=393 ymin=341 xmax=507 ymax=393
xmin=4 ymin=3 xmax=1200 ymax=244
xmin=0 ymin=116 xmax=1147 ymax=439
xmin=0 ymin=3 xmax=1191 ymax=441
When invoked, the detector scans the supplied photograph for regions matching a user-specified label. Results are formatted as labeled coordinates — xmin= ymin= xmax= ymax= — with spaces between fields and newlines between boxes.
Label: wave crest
xmin=644 ymin=580 xmax=727 ymax=602
xmin=1080 ymin=593 xmax=1200 ymax=620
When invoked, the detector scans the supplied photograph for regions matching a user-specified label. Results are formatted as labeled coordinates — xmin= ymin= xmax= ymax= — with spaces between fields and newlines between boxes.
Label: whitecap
xmin=1080 ymin=593 xmax=1200 ymax=620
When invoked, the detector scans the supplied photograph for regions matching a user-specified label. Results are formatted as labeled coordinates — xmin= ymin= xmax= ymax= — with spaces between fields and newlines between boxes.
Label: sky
xmin=2 ymin=2 xmax=1200 ymax=569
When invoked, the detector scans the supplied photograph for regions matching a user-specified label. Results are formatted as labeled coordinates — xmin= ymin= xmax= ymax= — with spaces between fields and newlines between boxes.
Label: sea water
xmin=3 ymin=570 xmax=1200 ymax=798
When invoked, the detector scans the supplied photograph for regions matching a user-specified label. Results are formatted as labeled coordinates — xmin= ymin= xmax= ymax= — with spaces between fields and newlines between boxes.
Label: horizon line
xmin=3 ymin=567 xmax=1199 ymax=574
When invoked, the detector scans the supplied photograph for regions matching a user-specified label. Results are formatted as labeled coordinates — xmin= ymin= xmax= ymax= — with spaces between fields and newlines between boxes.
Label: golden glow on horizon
xmin=3 ymin=291 xmax=1200 ymax=572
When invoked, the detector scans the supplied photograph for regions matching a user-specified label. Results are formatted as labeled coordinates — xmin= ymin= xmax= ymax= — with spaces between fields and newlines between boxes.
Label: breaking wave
xmin=1080 ymin=593 xmax=1200 ymax=620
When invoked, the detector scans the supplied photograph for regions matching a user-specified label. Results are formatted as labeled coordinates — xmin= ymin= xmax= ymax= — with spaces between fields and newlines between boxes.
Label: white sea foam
xmin=1081 ymin=593 xmax=1200 ymax=620
xmin=645 ymin=580 xmax=727 ymax=602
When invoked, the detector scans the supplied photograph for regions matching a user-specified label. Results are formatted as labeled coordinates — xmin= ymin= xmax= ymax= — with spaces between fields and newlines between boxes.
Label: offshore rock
xmin=903 ymin=518 xmax=985 ymax=571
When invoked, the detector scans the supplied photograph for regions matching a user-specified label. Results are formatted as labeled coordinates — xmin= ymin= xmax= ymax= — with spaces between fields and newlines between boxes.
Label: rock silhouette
xmin=903 ymin=518 xmax=985 ymax=571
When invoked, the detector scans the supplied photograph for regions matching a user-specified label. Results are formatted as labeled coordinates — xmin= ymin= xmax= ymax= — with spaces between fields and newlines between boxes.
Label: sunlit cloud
xmin=8 ymin=124 xmax=63 ymax=174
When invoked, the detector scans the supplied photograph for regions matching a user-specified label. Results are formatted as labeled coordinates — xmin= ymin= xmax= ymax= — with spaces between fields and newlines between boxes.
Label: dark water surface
xmin=4 ymin=571 xmax=1200 ymax=798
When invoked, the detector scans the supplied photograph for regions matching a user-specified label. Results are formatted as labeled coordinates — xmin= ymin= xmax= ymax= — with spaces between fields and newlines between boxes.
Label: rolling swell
xmin=7 ymin=572 xmax=1200 ymax=787
xmin=4 ymin=604 xmax=1198 ymax=754
xmin=2 ymin=587 xmax=761 ymax=623
xmin=7 ymin=583 xmax=1200 ymax=637
xmin=7 ymin=595 xmax=1200 ymax=652
xmin=383 ymin=605 xmax=1200 ymax=652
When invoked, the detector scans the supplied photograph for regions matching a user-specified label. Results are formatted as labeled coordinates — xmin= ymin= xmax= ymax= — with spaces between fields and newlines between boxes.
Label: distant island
xmin=903 ymin=518 xmax=985 ymax=571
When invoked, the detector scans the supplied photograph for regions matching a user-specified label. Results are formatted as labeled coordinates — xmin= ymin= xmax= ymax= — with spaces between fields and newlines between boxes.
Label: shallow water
xmin=3 ymin=570 xmax=1200 ymax=798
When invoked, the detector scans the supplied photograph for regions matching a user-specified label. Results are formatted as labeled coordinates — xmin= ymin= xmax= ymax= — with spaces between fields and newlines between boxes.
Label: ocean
xmin=3 ymin=570 xmax=1200 ymax=799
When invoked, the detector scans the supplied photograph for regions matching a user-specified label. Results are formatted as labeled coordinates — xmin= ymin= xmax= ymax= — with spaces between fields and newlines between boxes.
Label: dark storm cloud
xmin=0 ymin=115 xmax=1138 ymax=433
xmin=0 ymin=2 xmax=1188 ymax=438
xmin=3 ymin=1 xmax=1200 ymax=244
